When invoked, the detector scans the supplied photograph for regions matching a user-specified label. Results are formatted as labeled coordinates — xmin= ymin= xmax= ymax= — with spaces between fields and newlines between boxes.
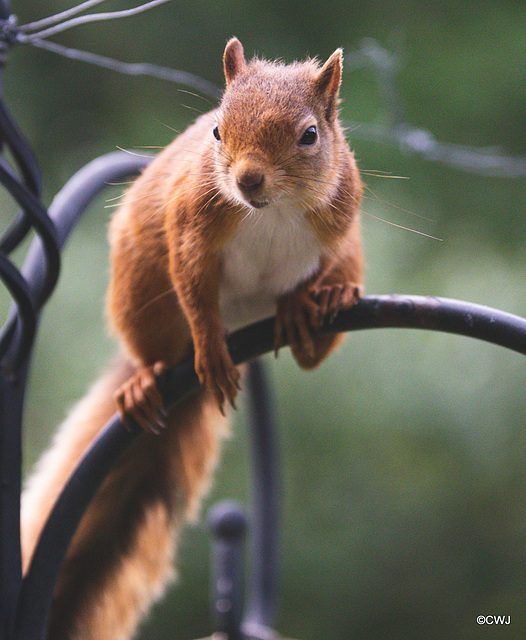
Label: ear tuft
xmin=223 ymin=37 xmax=246 ymax=85
xmin=314 ymin=48 xmax=343 ymax=120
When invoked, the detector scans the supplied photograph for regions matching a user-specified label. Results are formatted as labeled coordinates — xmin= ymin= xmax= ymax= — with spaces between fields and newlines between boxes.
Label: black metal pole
xmin=208 ymin=501 xmax=248 ymax=639
xmin=0 ymin=1 xmax=10 ymax=19
xmin=243 ymin=360 xmax=280 ymax=636
xmin=0 ymin=5 xmax=26 ymax=636
xmin=0 ymin=368 xmax=24 ymax=640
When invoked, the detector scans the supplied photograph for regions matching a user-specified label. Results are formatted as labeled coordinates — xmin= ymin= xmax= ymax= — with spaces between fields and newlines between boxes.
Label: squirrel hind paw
xmin=114 ymin=364 xmax=167 ymax=434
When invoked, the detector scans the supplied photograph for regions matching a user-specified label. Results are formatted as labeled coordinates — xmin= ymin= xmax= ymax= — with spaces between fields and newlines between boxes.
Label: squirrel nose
xmin=236 ymin=168 xmax=265 ymax=193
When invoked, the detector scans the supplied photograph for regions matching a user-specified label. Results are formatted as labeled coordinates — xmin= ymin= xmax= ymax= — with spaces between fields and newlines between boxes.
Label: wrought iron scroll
xmin=0 ymin=1 xmax=54 ymax=636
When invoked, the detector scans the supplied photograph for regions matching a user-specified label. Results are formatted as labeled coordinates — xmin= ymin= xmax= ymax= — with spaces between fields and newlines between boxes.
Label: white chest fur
xmin=219 ymin=201 xmax=323 ymax=331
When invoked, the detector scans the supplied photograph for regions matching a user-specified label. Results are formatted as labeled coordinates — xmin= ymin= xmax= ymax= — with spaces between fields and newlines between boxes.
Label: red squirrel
xmin=21 ymin=38 xmax=363 ymax=640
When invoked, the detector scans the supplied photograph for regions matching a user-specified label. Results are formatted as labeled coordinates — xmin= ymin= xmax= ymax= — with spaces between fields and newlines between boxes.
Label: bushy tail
xmin=21 ymin=355 xmax=228 ymax=640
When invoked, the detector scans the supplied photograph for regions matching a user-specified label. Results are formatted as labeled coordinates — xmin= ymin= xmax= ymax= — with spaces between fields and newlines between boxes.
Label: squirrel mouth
xmin=249 ymin=199 xmax=269 ymax=209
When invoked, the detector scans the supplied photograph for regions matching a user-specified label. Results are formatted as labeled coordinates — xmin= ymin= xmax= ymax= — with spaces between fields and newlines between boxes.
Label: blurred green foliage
xmin=3 ymin=0 xmax=526 ymax=638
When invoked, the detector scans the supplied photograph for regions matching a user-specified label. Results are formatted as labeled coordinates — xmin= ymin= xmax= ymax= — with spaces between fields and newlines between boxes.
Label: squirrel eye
xmin=299 ymin=125 xmax=317 ymax=145
xmin=213 ymin=125 xmax=221 ymax=141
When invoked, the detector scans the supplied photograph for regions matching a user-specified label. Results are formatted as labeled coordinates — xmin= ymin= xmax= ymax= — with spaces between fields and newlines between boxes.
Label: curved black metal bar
xmin=0 ymin=159 xmax=59 ymax=371
xmin=0 ymin=253 xmax=35 ymax=369
xmin=0 ymin=100 xmax=43 ymax=254
xmin=0 ymin=6 xmax=42 ymax=257
xmin=329 ymin=294 xmax=526 ymax=354
xmin=0 ymin=99 xmax=42 ymax=197
xmin=14 ymin=416 xmax=138 ymax=640
xmin=17 ymin=295 xmax=526 ymax=639
xmin=0 ymin=156 xmax=59 ymax=299
xmin=0 ymin=211 xmax=31 ymax=255
xmin=46 ymin=150 xmax=151 ymax=248
xmin=0 ymin=81 xmax=60 ymax=372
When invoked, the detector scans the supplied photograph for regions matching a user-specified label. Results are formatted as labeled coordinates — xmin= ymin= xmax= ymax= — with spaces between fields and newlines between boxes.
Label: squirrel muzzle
xmin=233 ymin=158 xmax=269 ymax=208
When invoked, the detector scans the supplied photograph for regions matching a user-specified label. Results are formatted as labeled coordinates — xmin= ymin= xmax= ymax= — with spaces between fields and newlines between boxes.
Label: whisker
xmin=161 ymin=180 xmax=219 ymax=214
xmin=153 ymin=120 xmax=183 ymax=135
xmin=115 ymin=146 xmax=155 ymax=159
xmin=176 ymin=88 xmax=216 ymax=107
xmin=361 ymin=169 xmax=410 ymax=180
xmin=181 ymin=103 xmax=206 ymax=115
xmin=362 ymin=184 xmax=435 ymax=222
xmin=363 ymin=210 xmax=442 ymax=241
xmin=105 ymin=192 xmax=127 ymax=202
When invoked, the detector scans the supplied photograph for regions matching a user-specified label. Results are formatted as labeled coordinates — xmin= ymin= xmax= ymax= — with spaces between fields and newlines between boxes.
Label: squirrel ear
xmin=223 ymin=37 xmax=246 ymax=85
xmin=314 ymin=48 xmax=343 ymax=120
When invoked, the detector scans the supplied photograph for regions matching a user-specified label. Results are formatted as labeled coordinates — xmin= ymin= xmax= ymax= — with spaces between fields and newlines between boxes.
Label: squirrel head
xmin=212 ymin=38 xmax=347 ymax=212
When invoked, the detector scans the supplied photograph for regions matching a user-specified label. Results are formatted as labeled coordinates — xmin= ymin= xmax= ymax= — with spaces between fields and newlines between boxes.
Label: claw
xmin=313 ymin=281 xmax=362 ymax=326
xmin=156 ymin=410 xmax=168 ymax=429
xmin=194 ymin=338 xmax=241 ymax=414
xmin=114 ymin=363 xmax=167 ymax=434
xmin=274 ymin=288 xmax=318 ymax=359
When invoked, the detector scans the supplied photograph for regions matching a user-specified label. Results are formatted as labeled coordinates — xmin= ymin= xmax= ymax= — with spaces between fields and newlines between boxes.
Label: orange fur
xmin=22 ymin=38 xmax=363 ymax=639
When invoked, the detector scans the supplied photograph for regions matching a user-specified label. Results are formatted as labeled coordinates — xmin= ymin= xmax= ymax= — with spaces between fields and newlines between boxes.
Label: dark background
xmin=3 ymin=1 xmax=526 ymax=638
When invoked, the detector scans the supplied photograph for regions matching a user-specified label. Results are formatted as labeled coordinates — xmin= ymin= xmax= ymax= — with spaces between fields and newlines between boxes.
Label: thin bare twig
xmin=21 ymin=0 xmax=172 ymax=40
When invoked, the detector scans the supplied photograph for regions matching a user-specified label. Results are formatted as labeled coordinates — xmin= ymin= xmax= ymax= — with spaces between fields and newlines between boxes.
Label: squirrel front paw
xmin=274 ymin=288 xmax=320 ymax=359
xmin=194 ymin=338 xmax=241 ymax=414
xmin=114 ymin=362 xmax=168 ymax=434
xmin=274 ymin=281 xmax=362 ymax=358
xmin=312 ymin=281 xmax=363 ymax=324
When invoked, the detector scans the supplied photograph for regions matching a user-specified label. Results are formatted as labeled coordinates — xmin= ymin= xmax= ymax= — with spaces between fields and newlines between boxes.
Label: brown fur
xmin=21 ymin=38 xmax=363 ymax=639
